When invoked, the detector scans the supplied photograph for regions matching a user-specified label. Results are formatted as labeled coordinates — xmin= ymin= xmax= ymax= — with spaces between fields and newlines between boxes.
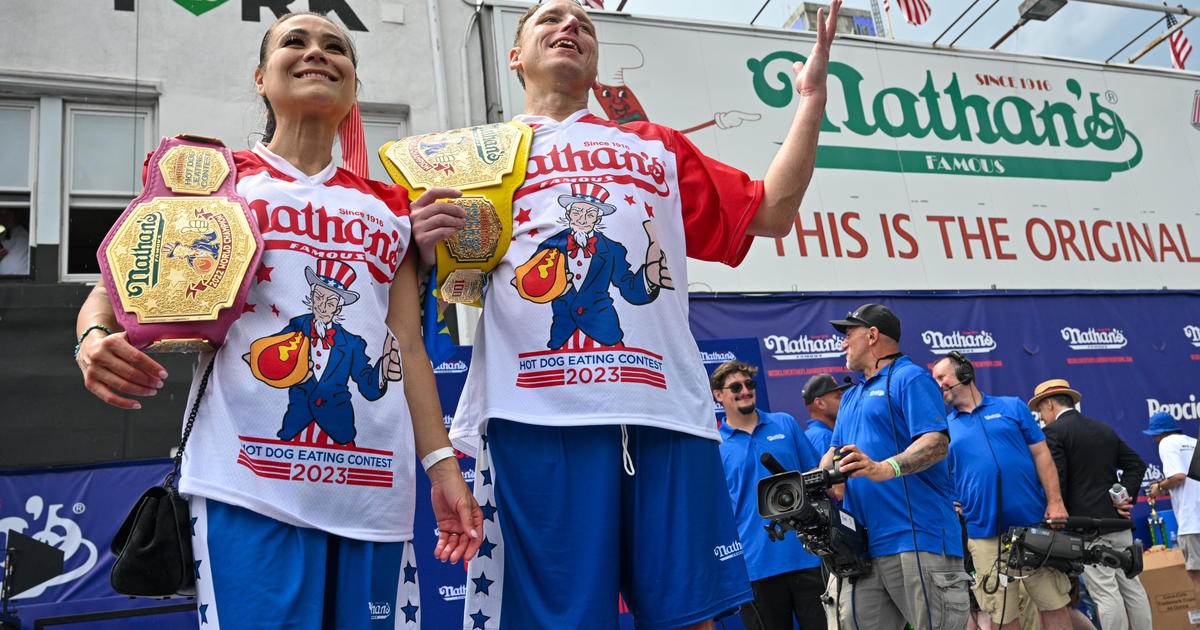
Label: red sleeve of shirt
xmin=665 ymin=127 xmax=762 ymax=267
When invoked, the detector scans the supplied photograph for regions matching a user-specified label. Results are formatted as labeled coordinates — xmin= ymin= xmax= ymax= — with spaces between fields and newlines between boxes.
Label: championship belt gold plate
xmin=97 ymin=135 xmax=264 ymax=352
xmin=379 ymin=122 xmax=532 ymax=306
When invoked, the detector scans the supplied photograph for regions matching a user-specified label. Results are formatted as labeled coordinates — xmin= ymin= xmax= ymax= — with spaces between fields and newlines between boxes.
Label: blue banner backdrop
xmin=689 ymin=291 xmax=1200 ymax=540
xmin=0 ymin=459 xmax=196 ymax=628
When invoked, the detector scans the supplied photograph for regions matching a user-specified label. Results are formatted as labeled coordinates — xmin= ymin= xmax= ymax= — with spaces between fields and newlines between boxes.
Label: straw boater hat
xmin=1027 ymin=378 xmax=1082 ymax=411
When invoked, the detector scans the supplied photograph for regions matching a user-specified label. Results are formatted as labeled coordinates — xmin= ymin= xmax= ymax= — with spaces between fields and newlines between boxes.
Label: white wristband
xmin=421 ymin=446 xmax=457 ymax=471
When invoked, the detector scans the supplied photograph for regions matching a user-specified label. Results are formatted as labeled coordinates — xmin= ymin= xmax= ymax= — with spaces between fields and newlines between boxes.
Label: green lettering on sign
xmin=747 ymin=51 xmax=1142 ymax=181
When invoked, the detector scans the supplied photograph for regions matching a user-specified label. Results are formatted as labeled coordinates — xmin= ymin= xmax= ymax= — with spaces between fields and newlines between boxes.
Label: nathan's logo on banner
xmin=748 ymin=53 xmax=1141 ymax=182
xmin=713 ymin=540 xmax=743 ymax=561
xmin=439 ymin=584 xmax=467 ymax=601
xmin=434 ymin=359 xmax=469 ymax=374
xmin=921 ymin=329 xmax=997 ymax=354
xmin=700 ymin=350 xmax=737 ymax=364
xmin=1147 ymin=394 xmax=1200 ymax=420
xmin=1185 ymin=325 xmax=1200 ymax=347
xmin=1060 ymin=326 xmax=1128 ymax=350
xmin=368 ymin=601 xmax=392 ymax=620
xmin=763 ymin=333 xmax=844 ymax=360
xmin=114 ymin=0 xmax=368 ymax=31
xmin=0 ymin=495 xmax=99 ymax=599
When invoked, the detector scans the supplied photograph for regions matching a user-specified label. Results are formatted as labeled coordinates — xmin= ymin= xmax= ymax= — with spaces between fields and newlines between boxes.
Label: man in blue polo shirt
xmin=802 ymin=373 xmax=850 ymax=456
xmin=932 ymin=352 xmax=1072 ymax=630
xmin=713 ymin=360 xmax=825 ymax=630
xmin=819 ymin=303 xmax=970 ymax=630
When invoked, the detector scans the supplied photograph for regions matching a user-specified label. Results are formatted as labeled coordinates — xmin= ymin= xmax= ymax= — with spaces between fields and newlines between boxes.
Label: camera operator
xmin=932 ymin=353 xmax=1072 ymax=630
xmin=1144 ymin=411 xmax=1200 ymax=606
xmin=819 ymin=304 xmax=970 ymax=630
xmin=713 ymin=361 xmax=826 ymax=630
xmin=1030 ymin=379 xmax=1152 ymax=630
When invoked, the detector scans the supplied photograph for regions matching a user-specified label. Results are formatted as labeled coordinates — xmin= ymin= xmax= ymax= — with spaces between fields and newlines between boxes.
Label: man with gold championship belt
xmin=378 ymin=122 xmax=532 ymax=306
xmin=96 ymin=135 xmax=263 ymax=352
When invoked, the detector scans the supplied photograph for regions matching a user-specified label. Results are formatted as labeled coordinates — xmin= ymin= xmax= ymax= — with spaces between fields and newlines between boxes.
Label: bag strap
xmin=165 ymin=358 xmax=215 ymax=495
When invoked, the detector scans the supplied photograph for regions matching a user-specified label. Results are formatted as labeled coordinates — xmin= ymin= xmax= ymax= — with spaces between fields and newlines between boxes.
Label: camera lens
xmin=772 ymin=485 xmax=799 ymax=511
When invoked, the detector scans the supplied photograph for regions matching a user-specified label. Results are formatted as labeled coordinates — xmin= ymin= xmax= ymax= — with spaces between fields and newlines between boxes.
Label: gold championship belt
xmin=97 ymin=135 xmax=263 ymax=352
xmin=379 ymin=122 xmax=533 ymax=306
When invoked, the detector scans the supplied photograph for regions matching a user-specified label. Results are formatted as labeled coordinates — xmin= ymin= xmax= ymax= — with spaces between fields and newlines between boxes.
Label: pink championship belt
xmin=97 ymin=135 xmax=263 ymax=352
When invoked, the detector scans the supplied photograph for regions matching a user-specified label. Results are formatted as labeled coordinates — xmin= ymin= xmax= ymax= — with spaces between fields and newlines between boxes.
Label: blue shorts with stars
xmin=462 ymin=419 xmax=752 ymax=630
xmin=188 ymin=496 xmax=421 ymax=629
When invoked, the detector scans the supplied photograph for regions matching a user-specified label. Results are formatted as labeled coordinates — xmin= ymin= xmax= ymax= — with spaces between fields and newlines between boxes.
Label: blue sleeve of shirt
xmin=791 ymin=418 xmax=820 ymax=471
xmin=901 ymin=368 xmax=948 ymax=439
xmin=1011 ymin=399 xmax=1046 ymax=445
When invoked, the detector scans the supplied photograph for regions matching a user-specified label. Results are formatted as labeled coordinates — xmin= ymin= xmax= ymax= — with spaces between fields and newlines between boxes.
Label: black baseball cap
xmin=802 ymin=374 xmax=852 ymax=404
xmin=830 ymin=303 xmax=902 ymax=341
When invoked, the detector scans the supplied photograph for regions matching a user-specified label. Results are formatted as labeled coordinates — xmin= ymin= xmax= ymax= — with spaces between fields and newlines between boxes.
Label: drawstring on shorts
xmin=620 ymin=424 xmax=636 ymax=476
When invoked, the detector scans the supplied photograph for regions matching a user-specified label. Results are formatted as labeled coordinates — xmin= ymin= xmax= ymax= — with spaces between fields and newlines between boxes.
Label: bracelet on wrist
xmin=74 ymin=324 xmax=113 ymax=359
xmin=421 ymin=446 xmax=457 ymax=472
xmin=885 ymin=457 xmax=902 ymax=479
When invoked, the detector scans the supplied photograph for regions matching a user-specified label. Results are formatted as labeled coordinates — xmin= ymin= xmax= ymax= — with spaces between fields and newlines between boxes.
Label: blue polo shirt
xmin=805 ymin=419 xmax=835 ymax=457
xmin=947 ymin=394 xmax=1048 ymax=539
xmin=830 ymin=356 xmax=962 ymax=558
xmin=718 ymin=410 xmax=823 ymax=581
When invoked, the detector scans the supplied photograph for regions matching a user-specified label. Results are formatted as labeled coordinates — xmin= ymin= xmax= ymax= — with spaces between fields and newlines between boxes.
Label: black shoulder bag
xmin=110 ymin=360 xmax=213 ymax=598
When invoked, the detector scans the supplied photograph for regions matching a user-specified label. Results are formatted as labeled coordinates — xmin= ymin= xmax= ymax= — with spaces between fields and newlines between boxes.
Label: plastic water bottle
xmin=1109 ymin=483 xmax=1130 ymax=504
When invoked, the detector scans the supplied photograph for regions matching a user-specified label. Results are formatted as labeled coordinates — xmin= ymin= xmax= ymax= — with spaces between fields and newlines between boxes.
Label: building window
xmin=63 ymin=105 xmax=152 ymax=278
xmin=354 ymin=111 xmax=410 ymax=183
xmin=0 ymin=102 xmax=36 ymax=277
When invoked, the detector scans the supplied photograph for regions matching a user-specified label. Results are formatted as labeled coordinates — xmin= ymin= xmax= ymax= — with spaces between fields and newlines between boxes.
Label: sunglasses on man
xmin=719 ymin=380 xmax=757 ymax=394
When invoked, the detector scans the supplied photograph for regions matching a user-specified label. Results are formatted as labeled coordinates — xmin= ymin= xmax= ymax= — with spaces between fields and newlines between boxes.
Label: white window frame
xmin=0 ymin=100 xmax=38 ymax=278
xmin=356 ymin=105 xmax=411 ymax=183
xmin=61 ymin=103 xmax=155 ymax=283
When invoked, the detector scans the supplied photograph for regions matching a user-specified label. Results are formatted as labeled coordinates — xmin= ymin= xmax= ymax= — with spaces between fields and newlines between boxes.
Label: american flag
xmin=582 ymin=0 xmax=604 ymax=8
xmin=337 ymin=101 xmax=369 ymax=178
xmin=896 ymin=0 xmax=932 ymax=25
xmin=1167 ymin=12 xmax=1193 ymax=70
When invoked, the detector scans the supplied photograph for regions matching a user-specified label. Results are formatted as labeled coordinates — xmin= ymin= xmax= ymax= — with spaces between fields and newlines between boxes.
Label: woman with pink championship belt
xmin=74 ymin=12 xmax=481 ymax=628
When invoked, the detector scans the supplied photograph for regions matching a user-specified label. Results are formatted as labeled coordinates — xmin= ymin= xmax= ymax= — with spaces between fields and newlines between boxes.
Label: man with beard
xmin=712 ymin=360 xmax=825 ymax=630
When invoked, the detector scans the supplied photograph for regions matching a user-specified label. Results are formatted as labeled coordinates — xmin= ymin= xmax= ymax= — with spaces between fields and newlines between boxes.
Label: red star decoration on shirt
xmin=515 ymin=207 xmax=532 ymax=225
xmin=644 ymin=202 xmax=654 ymax=217
xmin=242 ymin=303 xmax=256 ymax=314
xmin=529 ymin=228 xmax=539 ymax=238
xmin=271 ymin=304 xmax=280 ymax=316
xmin=623 ymin=194 xmax=635 ymax=206
xmin=255 ymin=265 xmax=274 ymax=284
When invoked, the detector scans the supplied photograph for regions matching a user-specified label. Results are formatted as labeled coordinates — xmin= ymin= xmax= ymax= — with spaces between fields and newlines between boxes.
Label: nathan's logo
xmin=439 ymin=584 xmax=467 ymax=601
xmin=472 ymin=125 xmax=505 ymax=165
xmin=763 ymin=333 xmax=844 ymax=360
xmin=748 ymin=53 xmax=1141 ymax=182
xmin=1185 ymin=325 xmax=1200 ymax=347
xmin=921 ymin=330 xmax=997 ymax=354
xmin=114 ymin=0 xmax=367 ymax=31
xmin=248 ymin=199 xmax=402 ymax=282
xmin=713 ymin=540 xmax=743 ymax=561
xmin=434 ymin=359 xmax=469 ymax=374
xmin=700 ymin=350 xmax=737 ymax=364
xmin=526 ymin=143 xmax=669 ymax=194
xmin=1060 ymin=326 xmax=1127 ymax=350
xmin=1147 ymin=394 xmax=1200 ymax=420
xmin=125 ymin=212 xmax=165 ymax=297
xmin=368 ymin=601 xmax=392 ymax=620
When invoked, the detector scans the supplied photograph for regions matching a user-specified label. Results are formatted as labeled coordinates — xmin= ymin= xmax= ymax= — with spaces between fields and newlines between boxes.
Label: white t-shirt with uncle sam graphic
xmin=179 ymin=144 xmax=419 ymax=542
xmin=449 ymin=110 xmax=762 ymax=455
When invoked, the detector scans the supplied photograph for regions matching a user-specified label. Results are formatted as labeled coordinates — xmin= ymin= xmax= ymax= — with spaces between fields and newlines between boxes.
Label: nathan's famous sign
xmin=748 ymin=52 xmax=1139 ymax=182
